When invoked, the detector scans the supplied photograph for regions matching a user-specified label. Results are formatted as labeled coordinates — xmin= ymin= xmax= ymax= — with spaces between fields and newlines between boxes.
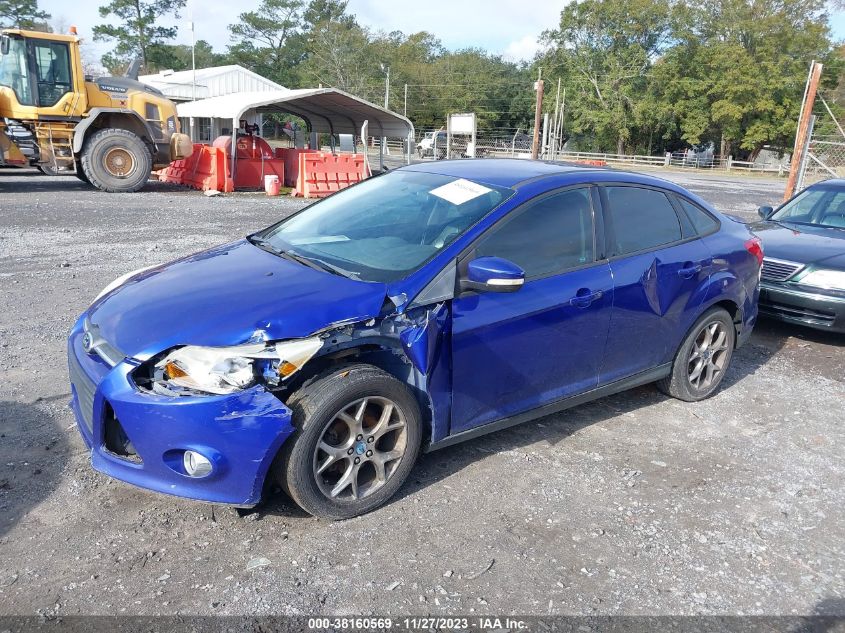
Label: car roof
xmin=809 ymin=179 xmax=845 ymax=188
xmin=400 ymin=158 xmax=683 ymax=191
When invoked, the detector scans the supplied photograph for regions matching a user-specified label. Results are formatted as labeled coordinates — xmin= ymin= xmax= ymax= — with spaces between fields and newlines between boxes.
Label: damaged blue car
xmin=68 ymin=159 xmax=762 ymax=519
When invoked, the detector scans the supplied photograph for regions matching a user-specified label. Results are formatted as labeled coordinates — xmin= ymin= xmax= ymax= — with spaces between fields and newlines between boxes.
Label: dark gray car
xmin=754 ymin=179 xmax=845 ymax=333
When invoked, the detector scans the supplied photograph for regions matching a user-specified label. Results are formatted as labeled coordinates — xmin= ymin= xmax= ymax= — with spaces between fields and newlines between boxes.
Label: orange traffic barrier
xmin=274 ymin=147 xmax=310 ymax=188
xmin=155 ymin=143 xmax=233 ymax=192
xmin=573 ymin=159 xmax=608 ymax=167
xmin=292 ymin=151 xmax=369 ymax=198
xmin=212 ymin=135 xmax=283 ymax=190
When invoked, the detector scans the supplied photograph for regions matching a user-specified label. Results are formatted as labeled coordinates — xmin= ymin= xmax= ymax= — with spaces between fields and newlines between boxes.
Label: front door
xmin=450 ymin=187 xmax=614 ymax=434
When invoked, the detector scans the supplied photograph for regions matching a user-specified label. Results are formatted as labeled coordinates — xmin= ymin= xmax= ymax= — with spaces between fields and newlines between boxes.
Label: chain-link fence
xmin=803 ymin=137 xmax=845 ymax=185
xmin=414 ymin=128 xmax=533 ymax=160
xmin=411 ymin=127 xmax=789 ymax=175
xmin=794 ymin=92 xmax=845 ymax=190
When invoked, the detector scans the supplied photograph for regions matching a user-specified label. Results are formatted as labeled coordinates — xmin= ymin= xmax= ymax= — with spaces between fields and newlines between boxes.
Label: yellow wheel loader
xmin=0 ymin=28 xmax=192 ymax=192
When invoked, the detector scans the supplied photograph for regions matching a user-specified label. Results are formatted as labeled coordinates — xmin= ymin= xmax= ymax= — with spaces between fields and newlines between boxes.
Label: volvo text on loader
xmin=0 ymin=27 xmax=192 ymax=192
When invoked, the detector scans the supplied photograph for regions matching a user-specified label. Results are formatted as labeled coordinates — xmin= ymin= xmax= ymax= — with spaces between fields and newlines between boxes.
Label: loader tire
xmin=81 ymin=128 xmax=151 ymax=193
xmin=74 ymin=162 xmax=91 ymax=185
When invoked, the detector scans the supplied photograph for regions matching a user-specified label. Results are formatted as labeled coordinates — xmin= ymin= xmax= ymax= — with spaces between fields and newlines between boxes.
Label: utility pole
xmin=784 ymin=60 xmax=822 ymax=201
xmin=532 ymin=69 xmax=544 ymax=160
xmin=187 ymin=4 xmax=196 ymax=102
xmin=403 ymin=83 xmax=408 ymax=117
xmin=551 ymin=77 xmax=561 ymax=157
xmin=380 ymin=64 xmax=390 ymax=172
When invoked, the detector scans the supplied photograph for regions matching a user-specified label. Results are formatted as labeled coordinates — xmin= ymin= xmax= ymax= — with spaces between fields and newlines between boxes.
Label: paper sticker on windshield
xmin=430 ymin=178 xmax=492 ymax=205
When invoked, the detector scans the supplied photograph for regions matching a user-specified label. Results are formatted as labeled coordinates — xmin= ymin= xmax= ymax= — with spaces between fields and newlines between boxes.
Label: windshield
xmin=0 ymin=37 xmax=33 ymax=106
xmin=772 ymin=186 xmax=845 ymax=228
xmin=258 ymin=170 xmax=513 ymax=283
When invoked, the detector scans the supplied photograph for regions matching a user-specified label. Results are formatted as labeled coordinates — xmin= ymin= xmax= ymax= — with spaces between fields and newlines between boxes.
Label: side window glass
xmin=33 ymin=41 xmax=72 ymax=107
xmin=474 ymin=188 xmax=594 ymax=278
xmin=678 ymin=197 xmax=719 ymax=235
xmin=605 ymin=186 xmax=682 ymax=256
xmin=0 ymin=37 xmax=34 ymax=105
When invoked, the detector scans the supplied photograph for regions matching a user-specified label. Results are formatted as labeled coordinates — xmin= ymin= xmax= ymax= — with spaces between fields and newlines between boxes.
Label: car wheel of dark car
xmin=277 ymin=364 xmax=422 ymax=519
xmin=657 ymin=307 xmax=735 ymax=402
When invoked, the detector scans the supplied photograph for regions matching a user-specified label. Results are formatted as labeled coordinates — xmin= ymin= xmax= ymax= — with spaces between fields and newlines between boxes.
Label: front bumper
xmin=67 ymin=316 xmax=295 ymax=506
xmin=759 ymin=282 xmax=845 ymax=333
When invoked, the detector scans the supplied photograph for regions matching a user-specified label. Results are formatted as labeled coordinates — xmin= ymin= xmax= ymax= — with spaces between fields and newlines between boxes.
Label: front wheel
xmin=277 ymin=364 xmax=422 ymax=519
xmin=80 ymin=128 xmax=152 ymax=193
xmin=74 ymin=161 xmax=91 ymax=185
xmin=657 ymin=307 xmax=736 ymax=402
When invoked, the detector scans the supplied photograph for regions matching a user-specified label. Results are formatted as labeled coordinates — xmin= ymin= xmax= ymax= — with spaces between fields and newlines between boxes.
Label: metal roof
xmin=175 ymin=89 xmax=414 ymax=137
xmin=139 ymin=65 xmax=284 ymax=101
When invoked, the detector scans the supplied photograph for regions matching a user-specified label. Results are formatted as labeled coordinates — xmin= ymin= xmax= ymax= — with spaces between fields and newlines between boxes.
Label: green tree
xmin=148 ymin=40 xmax=224 ymax=71
xmin=93 ymin=0 xmax=187 ymax=73
xmin=657 ymin=0 xmax=832 ymax=159
xmin=540 ymin=0 xmax=673 ymax=154
xmin=300 ymin=20 xmax=375 ymax=96
xmin=0 ymin=0 xmax=49 ymax=29
xmin=228 ymin=0 xmax=308 ymax=87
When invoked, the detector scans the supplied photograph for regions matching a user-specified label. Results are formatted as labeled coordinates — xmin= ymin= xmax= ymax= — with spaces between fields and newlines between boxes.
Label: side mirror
xmin=460 ymin=256 xmax=525 ymax=293
xmin=1 ymin=36 xmax=10 ymax=56
xmin=758 ymin=205 xmax=774 ymax=219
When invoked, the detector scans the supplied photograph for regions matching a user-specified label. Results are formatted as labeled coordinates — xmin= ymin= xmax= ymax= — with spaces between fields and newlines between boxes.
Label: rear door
xmin=450 ymin=186 xmax=614 ymax=433
xmin=598 ymin=185 xmax=712 ymax=384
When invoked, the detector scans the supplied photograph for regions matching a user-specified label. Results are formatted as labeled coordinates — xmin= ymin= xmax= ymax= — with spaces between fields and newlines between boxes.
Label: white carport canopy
xmin=176 ymin=88 xmax=414 ymax=138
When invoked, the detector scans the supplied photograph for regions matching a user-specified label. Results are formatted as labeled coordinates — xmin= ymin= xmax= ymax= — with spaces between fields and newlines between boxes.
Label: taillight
xmin=745 ymin=237 xmax=763 ymax=267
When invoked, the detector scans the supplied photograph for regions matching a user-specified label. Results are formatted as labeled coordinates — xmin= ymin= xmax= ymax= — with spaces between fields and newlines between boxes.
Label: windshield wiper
xmin=247 ymin=235 xmax=355 ymax=278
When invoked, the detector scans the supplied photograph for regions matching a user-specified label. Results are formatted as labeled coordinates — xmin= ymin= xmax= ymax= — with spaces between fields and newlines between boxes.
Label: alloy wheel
xmin=312 ymin=396 xmax=408 ymax=501
xmin=687 ymin=321 xmax=729 ymax=390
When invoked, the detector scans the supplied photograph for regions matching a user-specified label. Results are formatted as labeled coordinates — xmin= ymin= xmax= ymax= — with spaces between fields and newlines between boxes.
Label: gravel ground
xmin=0 ymin=167 xmax=843 ymax=617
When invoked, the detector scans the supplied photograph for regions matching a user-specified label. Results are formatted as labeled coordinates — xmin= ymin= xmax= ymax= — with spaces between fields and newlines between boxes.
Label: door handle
xmin=569 ymin=289 xmax=603 ymax=308
xmin=677 ymin=263 xmax=703 ymax=279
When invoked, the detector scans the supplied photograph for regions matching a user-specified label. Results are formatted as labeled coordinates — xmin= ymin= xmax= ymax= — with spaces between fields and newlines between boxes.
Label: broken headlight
xmin=150 ymin=337 xmax=322 ymax=396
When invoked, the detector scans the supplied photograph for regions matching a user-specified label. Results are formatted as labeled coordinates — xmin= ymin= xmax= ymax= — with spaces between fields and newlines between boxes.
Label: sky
xmin=39 ymin=0 xmax=567 ymax=66
xmin=38 ymin=0 xmax=845 ymax=70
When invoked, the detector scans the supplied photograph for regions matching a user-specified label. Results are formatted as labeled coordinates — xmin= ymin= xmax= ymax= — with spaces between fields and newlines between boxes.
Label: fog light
xmin=183 ymin=450 xmax=212 ymax=477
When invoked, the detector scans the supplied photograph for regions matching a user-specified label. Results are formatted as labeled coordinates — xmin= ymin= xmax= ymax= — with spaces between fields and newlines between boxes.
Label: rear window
xmin=678 ymin=197 xmax=719 ymax=235
xmin=605 ymin=186 xmax=682 ymax=256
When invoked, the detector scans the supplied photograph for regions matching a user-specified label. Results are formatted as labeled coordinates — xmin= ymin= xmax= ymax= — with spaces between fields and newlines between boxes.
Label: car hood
xmin=88 ymin=240 xmax=388 ymax=360
xmin=751 ymin=221 xmax=845 ymax=269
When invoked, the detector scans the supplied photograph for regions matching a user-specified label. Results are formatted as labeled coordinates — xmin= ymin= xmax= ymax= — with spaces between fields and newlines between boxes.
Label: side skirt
xmin=425 ymin=363 xmax=672 ymax=453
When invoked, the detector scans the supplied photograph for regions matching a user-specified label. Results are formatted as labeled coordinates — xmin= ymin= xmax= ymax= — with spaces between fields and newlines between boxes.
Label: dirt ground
xmin=0 ymin=168 xmax=843 ymax=617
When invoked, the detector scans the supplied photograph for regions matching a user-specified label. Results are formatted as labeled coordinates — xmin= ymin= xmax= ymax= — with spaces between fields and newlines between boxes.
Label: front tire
xmin=277 ymin=364 xmax=422 ymax=519
xmin=74 ymin=161 xmax=91 ymax=185
xmin=657 ymin=307 xmax=736 ymax=402
xmin=80 ymin=128 xmax=152 ymax=193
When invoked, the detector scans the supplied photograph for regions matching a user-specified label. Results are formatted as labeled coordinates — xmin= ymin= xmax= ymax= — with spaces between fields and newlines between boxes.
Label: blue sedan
xmin=67 ymin=160 xmax=762 ymax=518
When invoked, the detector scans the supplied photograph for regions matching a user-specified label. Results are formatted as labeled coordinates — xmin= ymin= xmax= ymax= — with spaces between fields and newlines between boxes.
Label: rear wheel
xmin=277 ymin=364 xmax=422 ymax=519
xmin=657 ymin=307 xmax=735 ymax=401
xmin=80 ymin=128 xmax=151 ymax=193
